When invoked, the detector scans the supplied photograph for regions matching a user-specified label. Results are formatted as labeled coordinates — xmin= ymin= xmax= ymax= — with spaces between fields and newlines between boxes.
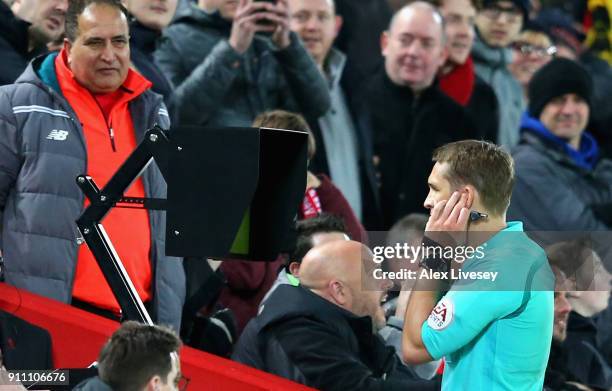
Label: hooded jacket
xmin=155 ymin=3 xmax=330 ymax=127
xmin=0 ymin=54 xmax=185 ymax=331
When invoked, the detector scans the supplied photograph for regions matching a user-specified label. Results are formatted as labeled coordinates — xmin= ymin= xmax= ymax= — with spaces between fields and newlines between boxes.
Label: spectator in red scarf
xmin=435 ymin=0 xmax=499 ymax=143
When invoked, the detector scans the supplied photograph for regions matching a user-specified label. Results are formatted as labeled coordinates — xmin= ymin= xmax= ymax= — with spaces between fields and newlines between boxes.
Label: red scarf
xmin=439 ymin=56 xmax=476 ymax=106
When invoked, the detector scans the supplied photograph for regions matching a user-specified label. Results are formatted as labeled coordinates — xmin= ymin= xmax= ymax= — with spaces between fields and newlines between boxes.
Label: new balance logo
xmin=46 ymin=129 xmax=69 ymax=141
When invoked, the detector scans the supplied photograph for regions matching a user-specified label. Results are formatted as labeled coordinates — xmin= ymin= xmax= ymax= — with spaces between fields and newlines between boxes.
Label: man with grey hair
xmin=356 ymin=1 xmax=477 ymax=228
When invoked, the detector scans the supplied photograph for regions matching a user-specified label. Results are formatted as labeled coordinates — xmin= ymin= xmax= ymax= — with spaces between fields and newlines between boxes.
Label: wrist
xmin=419 ymin=236 xmax=451 ymax=274
xmin=273 ymin=30 xmax=292 ymax=50
xmin=228 ymin=36 xmax=247 ymax=54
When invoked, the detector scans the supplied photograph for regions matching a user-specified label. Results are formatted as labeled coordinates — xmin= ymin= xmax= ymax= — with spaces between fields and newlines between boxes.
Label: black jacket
xmin=129 ymin=20 xmax=174 ymax=103
xmin=0 ymin=311 xmax=52 ymax=370
xmin=467 ymin=75 xmax=499 ymax=143
xmin=334 ymin=0 xmax=392 ymax=100
xmin=0 ymin=2 xmax=46 ymax=86
xmin=357 ymin=71 xmax=477 ymax=228
xmin=232 ymin=284 xmax=439 ymax=391
xmin=563 ymin=311 xmax=612 ymax=390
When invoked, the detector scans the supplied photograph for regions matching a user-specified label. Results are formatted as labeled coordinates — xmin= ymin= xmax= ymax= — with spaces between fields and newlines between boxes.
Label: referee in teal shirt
xmin=401 ymin=140 xmax=554 ymax=390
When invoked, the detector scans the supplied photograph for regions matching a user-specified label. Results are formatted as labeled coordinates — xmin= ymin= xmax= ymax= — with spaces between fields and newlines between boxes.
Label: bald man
xmin=233 ymin=240 xmax=439 ymax=390
xmin=299 ymin=241 xmax=387 ymax=331
xmin=355 ymin=1 xmax=477 ymax=228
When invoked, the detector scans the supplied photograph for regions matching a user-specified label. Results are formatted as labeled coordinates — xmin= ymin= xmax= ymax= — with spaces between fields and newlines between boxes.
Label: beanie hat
xmin=528 ymin=58 xmax=593 ymax=119
xmin=482 ymin=0 xmax=530 ymax=21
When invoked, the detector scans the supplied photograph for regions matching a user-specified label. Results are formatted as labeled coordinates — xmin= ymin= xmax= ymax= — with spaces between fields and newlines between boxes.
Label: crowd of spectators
xmin=0 ymin=0 xmax=612 ymax=390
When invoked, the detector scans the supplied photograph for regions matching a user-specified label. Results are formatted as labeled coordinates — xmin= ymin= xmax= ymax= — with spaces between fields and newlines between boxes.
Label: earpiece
xmin=469 ymin=210 xmax=488 ymax=222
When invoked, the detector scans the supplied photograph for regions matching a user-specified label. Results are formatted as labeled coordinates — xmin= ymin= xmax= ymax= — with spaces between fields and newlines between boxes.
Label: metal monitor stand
xmin=75 ymin=126 xmax=170 ymax=325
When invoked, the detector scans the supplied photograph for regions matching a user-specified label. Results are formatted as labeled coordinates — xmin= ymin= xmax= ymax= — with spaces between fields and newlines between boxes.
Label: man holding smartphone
xmin=156 ymin=0 xmax=330 ymax=127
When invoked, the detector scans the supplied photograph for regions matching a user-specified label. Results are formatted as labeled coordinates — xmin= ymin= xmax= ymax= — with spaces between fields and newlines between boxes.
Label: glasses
xmin=482 ymin=4 xmax=523 ymax=23
xmin=512 ymin=41 xmax=557 ymax=57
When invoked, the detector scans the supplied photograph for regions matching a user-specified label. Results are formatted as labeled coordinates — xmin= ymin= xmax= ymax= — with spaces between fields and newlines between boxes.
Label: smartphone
xmin=254 ymin=0 xmax=277 ymax=29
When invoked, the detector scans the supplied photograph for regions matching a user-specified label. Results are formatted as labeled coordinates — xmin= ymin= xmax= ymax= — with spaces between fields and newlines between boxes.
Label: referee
xmin=401 ymin=140 xmax=554 ymax=390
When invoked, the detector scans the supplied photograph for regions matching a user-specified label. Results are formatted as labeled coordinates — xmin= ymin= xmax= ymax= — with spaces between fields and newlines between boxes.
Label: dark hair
xmin=65 ymin=0 xmax=129 ymax=42
xmin=432 ymin=140 xmax=514 ymax=217
xmin=292 ymin=214 xmax=347 ymax=264
xmin=387 ymin=213 xmax=429 ymax=247
xmin=98 ymin=321 xmax=181 ymax=391
xmin=253 ymin=110 xmax=316 ymax=161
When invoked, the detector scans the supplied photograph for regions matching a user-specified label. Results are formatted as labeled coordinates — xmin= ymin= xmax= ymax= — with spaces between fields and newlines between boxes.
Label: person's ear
xmin=288 ymin=262 xmax=301 ymax=277
xmin=439 ymin=43 xmax=449 ymax=66
xmin=329 ymin=280 xmax=348 ymax=306
xmin=381 ymin=31 xmax=389 ymax=56
xmin=334 ymin=15 xmax=343 ymax=38
xmin=462 ymin=185 xmax=476 ymax=209
xmin=145 ymin=375 xmax=162 ymax=391
xmin=64 ymin=38 xmax=73 ymax=65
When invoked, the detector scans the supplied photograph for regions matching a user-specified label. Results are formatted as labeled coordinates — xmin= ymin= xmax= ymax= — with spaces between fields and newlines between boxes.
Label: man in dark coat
xmin=333 ymin=0 xmax=392 ymax=100
xmin=357 ymin=2 xmax=477 ymax=228
xmin=0 ymin=0 xmax=67 ymax=86
xmin=233 ymin=240 xmax=439 ymax=391
xmin=127 ymin=0 xmax=178 ymax=102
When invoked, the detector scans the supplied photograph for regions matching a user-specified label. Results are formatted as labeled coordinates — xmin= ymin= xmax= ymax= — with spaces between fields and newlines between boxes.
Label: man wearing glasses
xmin=473 ymin=0 xmax=528 ymax=149
xmin=509 ymin=26 xmax=557 ymax=110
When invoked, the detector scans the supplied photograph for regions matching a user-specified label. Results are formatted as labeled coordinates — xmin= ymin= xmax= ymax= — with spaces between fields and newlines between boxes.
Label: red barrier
xmin=0 ymin=283 xmax=314 ymax=391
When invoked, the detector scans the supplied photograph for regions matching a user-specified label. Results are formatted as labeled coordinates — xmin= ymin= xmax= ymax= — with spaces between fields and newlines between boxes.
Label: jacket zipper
xmin=91 ymin=93 xmax=117 ymax=152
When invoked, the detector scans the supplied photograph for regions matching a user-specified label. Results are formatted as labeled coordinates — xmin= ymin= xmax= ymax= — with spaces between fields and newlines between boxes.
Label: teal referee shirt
xmin=421 ymin=222 xmax=554 ymax=390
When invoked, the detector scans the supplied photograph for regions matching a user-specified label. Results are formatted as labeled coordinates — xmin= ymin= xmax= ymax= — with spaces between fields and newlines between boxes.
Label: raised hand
xmin=229 ymin=0 xmax=278 ymax=54
xmin=425 ymin=191 xmax=470 ymax=246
